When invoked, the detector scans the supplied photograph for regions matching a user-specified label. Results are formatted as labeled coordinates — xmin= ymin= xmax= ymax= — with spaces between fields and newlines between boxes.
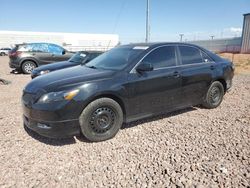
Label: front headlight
xmin=37 ymin=89 xmax=79 ymax=103
xmin=40 ymin=70 xmax=50 ymax=75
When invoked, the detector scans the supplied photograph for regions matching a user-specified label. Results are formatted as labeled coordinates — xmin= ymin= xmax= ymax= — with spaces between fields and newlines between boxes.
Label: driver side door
xmin=125 ymin=45 xmax=182 ymax=122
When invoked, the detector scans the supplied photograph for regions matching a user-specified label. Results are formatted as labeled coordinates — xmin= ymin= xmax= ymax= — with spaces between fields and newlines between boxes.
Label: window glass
xmin=201 ymin=51 xmax=213 ymax=62
xmin=18 ymin=44 xmax=33 ymax=52
xmin=69 ymin=52 xmax=88 ymax=64
xmin=85 ymin=47 xmax=144 ymax=70
xmin=31 ymin=43 xmax=48 ymax=52
xmin=179 ymin=46 xmax=203 ymax=65
xmin=141 ymin=46 xmax=176 ymax=69
xmin=48 ymin=44 xmax=63 ymax=55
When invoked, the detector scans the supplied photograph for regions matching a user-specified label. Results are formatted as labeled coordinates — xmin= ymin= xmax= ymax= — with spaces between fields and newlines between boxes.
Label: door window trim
xmin=130 ymin=44 xmax=179 ymax=73
xmin=177 ymin=44 xmax=215 ymax=66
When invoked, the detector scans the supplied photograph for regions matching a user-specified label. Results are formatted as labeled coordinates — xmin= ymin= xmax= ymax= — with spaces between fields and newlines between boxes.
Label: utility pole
xmin=146 ymin=0 xmax=150 ymax=43
xmin=179 ymin=34 xmax=184 ymax=42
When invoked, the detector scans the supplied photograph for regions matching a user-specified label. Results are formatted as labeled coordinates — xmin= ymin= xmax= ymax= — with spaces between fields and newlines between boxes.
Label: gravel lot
xmin=0 ymin=56 xmax=249 ymax=188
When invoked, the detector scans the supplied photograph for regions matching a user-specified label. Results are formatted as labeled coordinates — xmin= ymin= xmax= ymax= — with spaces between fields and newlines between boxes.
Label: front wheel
xmin=79 ymin=98 xmax=123 ymax=142
xmin=202 ymin=81 xmax=224 ymax=109
xmin=22 ymin=61 xmax=37 ymax=74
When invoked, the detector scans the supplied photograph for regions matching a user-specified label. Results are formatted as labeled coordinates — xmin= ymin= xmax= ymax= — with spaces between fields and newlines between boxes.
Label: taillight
xmin=9 ymin=51 xmax=22 ymax=57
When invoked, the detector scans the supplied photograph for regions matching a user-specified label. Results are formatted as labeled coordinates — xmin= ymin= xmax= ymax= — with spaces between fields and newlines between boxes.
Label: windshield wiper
xmin=85 ymin=65 xmax=97 ymax=69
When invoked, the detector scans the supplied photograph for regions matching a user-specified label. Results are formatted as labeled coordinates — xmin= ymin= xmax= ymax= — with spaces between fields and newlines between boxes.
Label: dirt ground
xmin=0 ymin=56 xmax=249 ymax=187
xmin=218 ymin=53 xmax=250 ymax=75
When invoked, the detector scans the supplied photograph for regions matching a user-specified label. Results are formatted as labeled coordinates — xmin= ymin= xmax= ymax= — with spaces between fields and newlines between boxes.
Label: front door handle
xmin=210 ymin=65 xmax=215 ymax=70
xmin=173 ymin=71 xmax=180 ymax=78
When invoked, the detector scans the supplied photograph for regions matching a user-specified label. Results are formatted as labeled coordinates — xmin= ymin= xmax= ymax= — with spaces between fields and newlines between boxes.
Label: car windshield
xmin=85 ymin=47 xmax=145 ymax=71
xmin=69 ymin=52 xmax=88 ymax=64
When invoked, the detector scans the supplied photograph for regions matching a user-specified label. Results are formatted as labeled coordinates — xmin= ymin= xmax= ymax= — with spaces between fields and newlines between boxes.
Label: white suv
xmin=0 ymin=48 xmax=11 ymax=56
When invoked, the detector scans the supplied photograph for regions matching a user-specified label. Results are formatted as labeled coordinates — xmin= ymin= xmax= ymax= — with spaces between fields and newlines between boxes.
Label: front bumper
xmin=22 ymin=97 xmax=82 ymax=138
xmin=23 ymin=115 xmax=80 ymax=138
xmin=31 ymin=72 xmax=39 ymax=79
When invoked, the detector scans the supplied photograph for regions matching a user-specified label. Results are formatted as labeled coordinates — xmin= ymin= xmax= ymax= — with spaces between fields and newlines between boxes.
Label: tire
xmin=79 ymin=98 xmax=123 ymax=142
xmin=202 ymin=81 xmax=224 ymax=109
xmin=22 ymin=61 xmax=37 ymax=74
xmin=0 ymin=52 xmax=4 ymax=56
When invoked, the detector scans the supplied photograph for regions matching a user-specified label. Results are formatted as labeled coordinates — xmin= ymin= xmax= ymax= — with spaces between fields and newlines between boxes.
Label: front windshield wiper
xmin=85 ymin=65 xmax=97 ymax=69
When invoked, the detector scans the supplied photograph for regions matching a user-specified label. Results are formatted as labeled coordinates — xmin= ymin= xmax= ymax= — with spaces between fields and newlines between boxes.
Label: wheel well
xmin=21 ymin=59 xmax=38 ymax=67
xmin=216 ymin=79 xmax=227 ymax=92
xmin=91 ymin=94 xmax=126 ymax=117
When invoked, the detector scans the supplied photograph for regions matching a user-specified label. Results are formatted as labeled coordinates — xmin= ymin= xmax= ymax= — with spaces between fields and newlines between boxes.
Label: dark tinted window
xmin=179 ymin=46 xmax=203 ymax=65
xmin=69 ymin=52 xmax=88 ymax=64
xmin=201 ymin=51 xmax=213 ymax=62
xmin=86 ymin=47 xmax=144 ymax=70
xmin=141 ymin=46 xmax=176 ymax=69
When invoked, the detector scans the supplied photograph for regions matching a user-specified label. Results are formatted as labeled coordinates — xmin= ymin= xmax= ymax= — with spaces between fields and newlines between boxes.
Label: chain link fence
xmin=189 ymin=37 xmax=242 ymax=53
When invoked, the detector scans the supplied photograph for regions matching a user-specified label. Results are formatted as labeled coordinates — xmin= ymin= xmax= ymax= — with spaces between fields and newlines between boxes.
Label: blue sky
xmin=0 ymin=0 xmax=249 ymax=43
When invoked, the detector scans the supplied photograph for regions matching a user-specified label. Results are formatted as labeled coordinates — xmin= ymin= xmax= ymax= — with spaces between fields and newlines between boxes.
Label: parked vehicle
xmin=9 ymin=43 xmax=74 ymax=74
xmin=0 ymin=48 xmax=11 ymax=56
xmin=31 ymin=51 xmax=103 ymax=79
xmin=22 ymin=43 xmax=234 ymax=142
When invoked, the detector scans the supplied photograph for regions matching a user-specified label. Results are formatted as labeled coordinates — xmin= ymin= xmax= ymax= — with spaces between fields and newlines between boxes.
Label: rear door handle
xmin=210 ymin=65 xmax=215 ymax=70
xmin=173 ymin=71 xmax=180 ymax=78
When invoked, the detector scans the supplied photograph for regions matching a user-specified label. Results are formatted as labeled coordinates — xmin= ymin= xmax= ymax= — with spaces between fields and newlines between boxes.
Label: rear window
xmin=9 ymin=46 xmax=18 ymax=53
xmin=179 ymin=46 xmax=203 ymax=65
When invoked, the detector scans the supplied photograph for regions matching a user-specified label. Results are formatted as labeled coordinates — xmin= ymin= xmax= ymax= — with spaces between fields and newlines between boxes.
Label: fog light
xmin=37 ymin=123 xmax=51 ymax=129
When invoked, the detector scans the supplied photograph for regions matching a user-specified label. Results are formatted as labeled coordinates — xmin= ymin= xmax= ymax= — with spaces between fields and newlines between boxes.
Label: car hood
xmin=25 ymin=65 xmax=115 ymax=93
xmin=33 ymin=61 xmax=77 ymax=72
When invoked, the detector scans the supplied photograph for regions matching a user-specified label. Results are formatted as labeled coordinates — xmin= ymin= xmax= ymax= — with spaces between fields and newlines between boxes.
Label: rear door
xmin=47 ymin=44 xmax=71 ymax=62
xmin=125 ymin=45 xmax=182 ymax=120
xmin=177 ymin=45 xmax=215 ymax=106
xmin=23 ymin=43 xmax=51 ymax=65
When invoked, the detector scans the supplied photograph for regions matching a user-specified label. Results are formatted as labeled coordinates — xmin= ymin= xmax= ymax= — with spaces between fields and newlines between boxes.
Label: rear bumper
xmin=23 ymin=115 xmax=80 ymax=138
xmin=9 ymin=59 xmax=21 ymax=69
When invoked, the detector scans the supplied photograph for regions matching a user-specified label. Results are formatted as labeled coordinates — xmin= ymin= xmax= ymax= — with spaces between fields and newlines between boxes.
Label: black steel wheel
xmin=202 ymin=81 xmax=224 ymax=109
xmin=79 ymin=98 xmax=123 ymax=142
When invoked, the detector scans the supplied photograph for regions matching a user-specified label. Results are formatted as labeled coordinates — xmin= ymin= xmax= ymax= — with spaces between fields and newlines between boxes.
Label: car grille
xmin=22 ymin=92 xmax=36 ymax=106
xmin=22 ymin=89 xmax=46 ymax=106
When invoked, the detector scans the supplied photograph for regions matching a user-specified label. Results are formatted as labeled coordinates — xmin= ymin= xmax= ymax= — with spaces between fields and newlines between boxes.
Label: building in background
xmin=241 ymin=13 xmax=250 ymax=53
xmin=0 ymin=31 xmax=119 ymax=51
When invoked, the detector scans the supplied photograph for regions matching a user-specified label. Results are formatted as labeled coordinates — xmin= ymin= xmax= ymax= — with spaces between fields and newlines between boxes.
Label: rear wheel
xmin=202 ymin=81 xmax=224 ymax=109
xmin=0 ymin=52 xmax=5 ymax=56
xmin=79 ymin=98 xmax=123 ymax=142
xmin=22 ymin=61 xmax=37 ymax=74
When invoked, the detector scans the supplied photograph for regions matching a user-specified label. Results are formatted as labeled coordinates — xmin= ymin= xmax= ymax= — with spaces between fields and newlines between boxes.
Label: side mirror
xmin=136 ymin=63 xmax=153 ymax=73
xmin=62 ymin=50 xmax=66 ymax=55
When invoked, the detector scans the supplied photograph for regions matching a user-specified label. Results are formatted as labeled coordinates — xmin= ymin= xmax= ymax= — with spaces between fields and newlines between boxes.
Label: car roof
xmin=76 ymin=51 xmax=103 ymax=54
xmin=121 ymin=42 xmax=203 ymax=49
xmin=15 ymin=42 xmax=60 ymax=46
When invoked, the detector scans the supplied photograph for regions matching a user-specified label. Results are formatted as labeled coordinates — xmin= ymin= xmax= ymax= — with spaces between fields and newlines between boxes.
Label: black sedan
xmin=31 ymin=51 xmax=102 ymax=78
xmin=22 ymin=43 xmax=234 ymax=142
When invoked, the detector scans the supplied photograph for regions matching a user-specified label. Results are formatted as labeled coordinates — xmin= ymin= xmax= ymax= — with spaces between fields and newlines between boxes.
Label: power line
xmin=112 ymin=0 xmax=127 ymax=33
